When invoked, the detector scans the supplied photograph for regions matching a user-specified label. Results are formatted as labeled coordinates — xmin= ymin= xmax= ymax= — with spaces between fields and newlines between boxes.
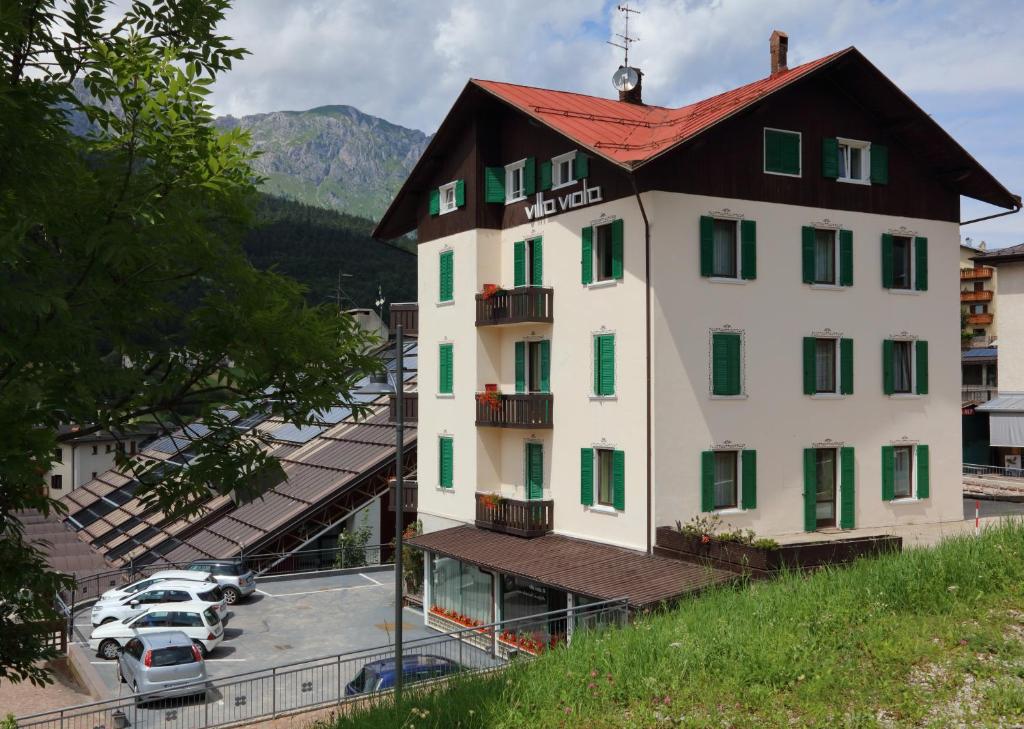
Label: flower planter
xmin=655 ymin=526 xmax=901 ymax=574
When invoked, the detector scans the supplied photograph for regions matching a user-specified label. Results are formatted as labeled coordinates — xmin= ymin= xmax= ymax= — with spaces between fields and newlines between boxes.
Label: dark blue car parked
xmin=344 ymin=654 xmax=461 ymax=696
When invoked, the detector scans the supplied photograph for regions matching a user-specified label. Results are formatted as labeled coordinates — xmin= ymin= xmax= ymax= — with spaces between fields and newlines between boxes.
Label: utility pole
xmin=393 ymin=324 xmax=405 ymax=701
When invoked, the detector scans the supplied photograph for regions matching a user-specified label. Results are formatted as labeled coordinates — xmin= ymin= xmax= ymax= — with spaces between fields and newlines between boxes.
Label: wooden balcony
xmin=475 ymin=493 xmax=553 ymax=538
xmin=967 ymin=313 xmax=994 ymax=325
xmin=961 ymin=267 xmax=994 ymax=281
xmin=389 ymin=302 xmax=418 ymax=335
xmin=961 ymin=290 xmax=994 ymax=303
xmin=475 ymin=393 xmax=553 ymax=429
xmin=388 ymin=479 xmax=418 ymax=513
xmin=475 ymin=287 xmax=553 ymax=326
xmin=388 ymin=392 xmax=418 ymax=422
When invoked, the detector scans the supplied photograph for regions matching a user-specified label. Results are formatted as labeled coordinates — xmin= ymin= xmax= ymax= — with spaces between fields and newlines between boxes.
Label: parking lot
xmin=74 ymin=568 xmax=437 ymax=698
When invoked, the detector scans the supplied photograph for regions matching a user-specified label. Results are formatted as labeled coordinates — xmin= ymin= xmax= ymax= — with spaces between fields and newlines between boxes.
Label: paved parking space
xmin=77 ymin=568 xmax=436 ymax=697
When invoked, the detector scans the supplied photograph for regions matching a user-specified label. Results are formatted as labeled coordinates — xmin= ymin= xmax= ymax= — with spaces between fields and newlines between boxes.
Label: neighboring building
xmin=960 ymin=242 xmax=997 ymax=347
xmin=375 ymin=35 xmax=1018 ymax=625
xmin=976 ymin=244 xmax=1024 ymax=469
xmin=46 ymin=424 xmax=161 ymax=496
xmin=962 ymin=347 xmax=997 ymax=405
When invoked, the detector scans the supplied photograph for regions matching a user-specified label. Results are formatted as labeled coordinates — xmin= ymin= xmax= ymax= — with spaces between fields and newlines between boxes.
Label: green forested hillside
xmin=244 ymin=195 xmax=416 ymax=309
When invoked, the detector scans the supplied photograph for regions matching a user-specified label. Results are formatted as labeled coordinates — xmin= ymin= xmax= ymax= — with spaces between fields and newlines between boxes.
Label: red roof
xmin=472 ymin=49 xmax=850 ymax=168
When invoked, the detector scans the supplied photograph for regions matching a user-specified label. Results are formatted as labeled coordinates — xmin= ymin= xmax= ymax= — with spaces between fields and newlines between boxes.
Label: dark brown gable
xmin=638 ymin=73 xmax=959 ymax=222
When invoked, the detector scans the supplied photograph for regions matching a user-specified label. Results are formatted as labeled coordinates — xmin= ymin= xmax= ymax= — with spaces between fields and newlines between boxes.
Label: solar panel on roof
xmin=233 ymin=411 xmax=270 ymax=431
xmin=313 ymin=406 xmax=351 ymax=425
xmin=269 ymin=423 xmax=325 ymax=444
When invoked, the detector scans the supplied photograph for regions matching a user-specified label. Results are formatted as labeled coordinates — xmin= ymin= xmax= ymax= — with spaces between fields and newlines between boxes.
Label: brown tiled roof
xmin=16 ymin=509 xmax=111 ymax=577
xmin=409 ymin=526 xmax=735 ymax=609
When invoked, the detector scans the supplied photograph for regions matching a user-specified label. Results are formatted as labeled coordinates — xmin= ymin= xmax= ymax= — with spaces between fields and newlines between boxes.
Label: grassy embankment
xmin=324 ymin=522 xmax=1024 ymax=728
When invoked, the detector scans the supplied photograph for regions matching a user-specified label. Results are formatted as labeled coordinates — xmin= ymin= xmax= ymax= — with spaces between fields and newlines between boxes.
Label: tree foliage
xmin=0 ymin=0 xmax=381 ymax=684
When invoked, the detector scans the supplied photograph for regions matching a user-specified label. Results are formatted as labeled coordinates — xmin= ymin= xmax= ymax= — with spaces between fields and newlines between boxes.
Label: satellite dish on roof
xmin=612 ymin=66 xmax=639 ymax=93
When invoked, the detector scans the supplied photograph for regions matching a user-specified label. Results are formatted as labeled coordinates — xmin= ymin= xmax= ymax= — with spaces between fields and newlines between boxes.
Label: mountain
xmin=216 ymin=105 xmax=430 ymax=221
xmin=244 ymin=195 xmax=416 ymax=309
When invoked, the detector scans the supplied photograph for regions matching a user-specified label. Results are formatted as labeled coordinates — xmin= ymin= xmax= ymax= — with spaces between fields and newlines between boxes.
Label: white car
xmin=91 ymin=580 xmax=227 ymax=627
xmin=90 ymin=601 xmax=224 ymax=660
xmin=99 ymin=570 xmax=215 ymax=602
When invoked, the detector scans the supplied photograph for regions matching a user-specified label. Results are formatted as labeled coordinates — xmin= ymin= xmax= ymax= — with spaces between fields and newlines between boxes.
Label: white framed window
xmin=892 ymin=339 xmax=914 ymax=394
xmin=552 ymin=151 xmax=576 ymax=190
xmin=891 ymin=235 xmax=913 ymax=290
xmin=814 ymin=337 xmax=838 ymax=394
xmin=712 ymin=450 xmax=739 ymax=510
xmin=438 ymin=181 xmax=457 ymax=215
xmin=595 ymin=447 xmax=615 ymax=507
xmin=837 ymin=138 xmax=871 ymax=184
xmin=812 ymin=228 xmax=837 ymax=285
xmin=892 ymin=445 xmax=914 ymax=498
xmin=505 ymin=159 xmax=527 ymax=203
xmin=711 ymin=218 xmax=741 ymax=280
xmin=594 ymin=222 xmax=615 ymax=282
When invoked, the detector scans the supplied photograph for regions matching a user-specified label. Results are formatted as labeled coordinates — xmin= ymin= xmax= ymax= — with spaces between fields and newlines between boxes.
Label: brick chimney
xmin=770 ymin=30 xmax=789 ymax=75
xmin=619 ymin=68 xmax=643 ymax=105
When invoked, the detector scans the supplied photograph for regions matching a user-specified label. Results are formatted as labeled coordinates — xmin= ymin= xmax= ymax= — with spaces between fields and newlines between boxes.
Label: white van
xmin=90 ymin=601 xmax=224 ymax=659
xmin=99 ymin=570 xmax=215 ymax=602
xmin=91 ymin=580 xmax=227 ymax=626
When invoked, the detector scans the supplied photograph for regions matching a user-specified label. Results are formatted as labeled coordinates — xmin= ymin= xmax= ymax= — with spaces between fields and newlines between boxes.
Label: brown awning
xmin=409 ymin=525 xmax=735 ymax=609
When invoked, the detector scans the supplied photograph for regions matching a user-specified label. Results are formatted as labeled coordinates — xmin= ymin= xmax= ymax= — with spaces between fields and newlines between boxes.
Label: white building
xmin=375 ymin=36 xmax=1019 ymax=626
xmin=46 ymin=425 xmax=160 ymax=495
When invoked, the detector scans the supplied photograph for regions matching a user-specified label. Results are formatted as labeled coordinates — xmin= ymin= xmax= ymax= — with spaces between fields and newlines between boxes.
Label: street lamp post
xmin=393 ymin=324 xmax=405 ymax=701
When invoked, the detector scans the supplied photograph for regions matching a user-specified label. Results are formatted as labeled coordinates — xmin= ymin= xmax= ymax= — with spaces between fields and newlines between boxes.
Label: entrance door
xmin=525 ymin=442 xmax=543 ymax=500
xmin=815 ymin=448 xmax=837 ymax=528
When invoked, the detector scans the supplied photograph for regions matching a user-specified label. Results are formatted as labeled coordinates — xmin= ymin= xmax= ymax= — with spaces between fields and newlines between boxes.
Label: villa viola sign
xmin=524 ymin=181 xmax=603 ymax=220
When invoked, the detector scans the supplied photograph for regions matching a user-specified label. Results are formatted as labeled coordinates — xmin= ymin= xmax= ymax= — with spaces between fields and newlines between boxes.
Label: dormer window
xmin=505 ymin=159 xmax=527 ymax=203
xmin=837 ymin=139 xmax=870 ymax=184
xmin=552 ymin=151 xmax=576 ymax=189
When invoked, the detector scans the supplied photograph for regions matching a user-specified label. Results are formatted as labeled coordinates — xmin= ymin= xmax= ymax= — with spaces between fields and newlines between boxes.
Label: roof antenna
xmin=609 ymin=4 xmax=643 ymax=104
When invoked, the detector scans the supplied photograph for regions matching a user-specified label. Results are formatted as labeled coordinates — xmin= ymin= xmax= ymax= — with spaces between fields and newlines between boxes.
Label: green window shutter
xmin=870 ymin=144 xmax=889 ymax=184
xmin=916 ymin=340 xmax=929 ymax=395
xmin=532 ymin=237 xmax=543 ymax=285
xmin=764 ymin=130 xmax=799 ymax=174
xmin=700 ymin=216 xmax=714 ymax=277
xmin=881 ymin=445 xmax=895 ymax=501
xmin=801 ymin=226 xmax=816 ymax=284
xmin=524 ymin=157 xmax=536 ymax=195
xmin=439 ymin=437 xmax=453 ymax=489
xmin=764 ymin=130 xmax=780 ymax=172
xmin=527 ymin=443 xmax=543 ymax=500
xmin=514 ymin=341 xmax=526 ymax=393
xmin=803 ymin=449 xmax=817 ymax=532
xmin=914 ymin=237 xmax=928 ymax=291
xmin=513 ymin=241 xmax=526 ymax=287
xmin=593 ymin=335 xmax=600 ymax=395
xmin=781 ymin=133 xmax=800 ymax=175
xmin=580 ymin=448 xmax=594 ymax=506
xmin=916 ymin=444 xmax=930 ymax=499
xmin=455 ymin=179 xmax=466 ymax=207
xmin=882 ymin=339 xmax=894 ymax=395
xmin=839 ymin=229 xmax=854 ymax=286
xmin=581 ymin=226 xmax=593 ymax=285
xmin=573 ymin=152 xmax=589 ymax=180
xmin=439 ymin=250 xmax=453 ymax=302
xmin=712 ymin=333 xmax=741 ymax=396
xmin=611 ymin=219 xmax=624 ymax=280
xmin=701 ymin=451 xmax=714 ymax=512
xmin=429 ymin=188 xmax=440 ymax=216
xmin=540 ymin=161 xmax=552 ymax=191
xmin=484 ymin=167 xmax=505 ymax=203
xmin=612 ymin=450 xmax=625 ymax=511
xmin=539 ymin=340 xmax=550 ymax=393
xmin=741 ymin=450 xmax=757 ymax=510
xmin=881 ymin=234 xmax=894 ymax=289
xmin=597 ymin=334 xmax=615 ymax=396
xmin=740 ymin=219 xmax=757 ymax=280
xmin=840 ymin=447 xmax=855 ymax=529
xmin=840 ymin=338 xmax=854 ymax=395
xmin=822 ymin=137 xmax=839 ymax=179
xmin=439 ymin=343 xmax=453 ymax=394
xmin=803 ymin=337 xmax=817 ymax=395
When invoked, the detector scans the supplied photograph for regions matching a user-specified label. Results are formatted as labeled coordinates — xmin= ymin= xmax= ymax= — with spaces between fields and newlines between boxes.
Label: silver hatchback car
xmin=116 ymin=631 xmax=208 ymax=703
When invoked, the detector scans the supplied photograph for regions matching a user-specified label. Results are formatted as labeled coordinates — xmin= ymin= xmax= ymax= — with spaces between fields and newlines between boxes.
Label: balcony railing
xmin=475 ymin=493 xmax=553 ymax=538
xmin=961 ymin=290 xmax=994 ymax=303
xmin=961 ymin=267 xmax=994 ymax=281
xmin=967 ymin=313 xmax=994 ymax=325
xmin=962 ymin=386 xmax=996 ymax=404
xmin=389 ymin=302 xmax=418 ymax=335
xmin=475 ymin=393 xmax=553 ymax=429
xmin=388 ymin=479 xmax=418 ymax=513
xmin=476 ymin=287 xmax=553 ymax=326
xmin=388 ymin=391 xmax=418 ymax=422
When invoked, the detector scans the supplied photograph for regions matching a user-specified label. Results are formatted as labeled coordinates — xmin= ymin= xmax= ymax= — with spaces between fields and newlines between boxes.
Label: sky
xmin=206 ymin=0 xmax=1024 ymax=247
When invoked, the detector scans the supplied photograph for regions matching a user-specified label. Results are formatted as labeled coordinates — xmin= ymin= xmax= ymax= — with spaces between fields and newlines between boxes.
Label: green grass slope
xmin=327 ymin=523 xmax=1024 ymax=728
xmin=243 ymin=194 xmax=415 ymax=309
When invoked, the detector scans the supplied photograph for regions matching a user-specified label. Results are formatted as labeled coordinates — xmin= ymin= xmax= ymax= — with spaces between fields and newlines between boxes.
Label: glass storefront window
xmin=430 ymin=557 xmax=493 ymax=624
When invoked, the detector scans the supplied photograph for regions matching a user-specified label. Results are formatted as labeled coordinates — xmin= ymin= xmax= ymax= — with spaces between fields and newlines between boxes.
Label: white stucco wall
xmin=993 ymin=260 xmax=1024 ymax=392
xmin=649 ymin=191 xmax=963 ymax=539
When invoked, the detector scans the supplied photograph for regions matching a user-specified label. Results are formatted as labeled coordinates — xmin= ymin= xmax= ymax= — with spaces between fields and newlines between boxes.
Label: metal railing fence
xmin=17 ymin=598 xmax=629 ymax=729
xmin=964 ymin=463 xmax=1024 ymax=479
